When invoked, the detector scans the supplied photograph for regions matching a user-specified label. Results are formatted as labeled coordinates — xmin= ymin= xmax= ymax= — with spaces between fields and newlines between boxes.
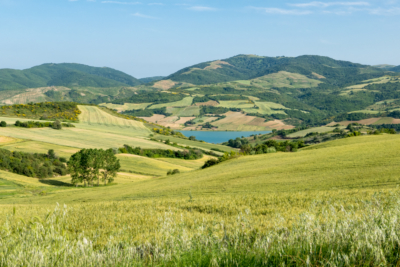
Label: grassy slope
xmin=1 ymin=134 xmax=399 ymax=204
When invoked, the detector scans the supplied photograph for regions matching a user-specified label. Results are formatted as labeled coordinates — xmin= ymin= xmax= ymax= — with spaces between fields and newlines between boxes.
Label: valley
xmin=1 ymin=55 xmax=400 ymax=265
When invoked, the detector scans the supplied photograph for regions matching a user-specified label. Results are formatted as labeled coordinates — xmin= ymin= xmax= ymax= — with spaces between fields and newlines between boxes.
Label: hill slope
xmin=389 ymin=65 xmax=400 ymax=72
xmin=0 ymin=63 xmax=141 ymax=90
xmin=166 ymin=54 xmax=385 ymax=86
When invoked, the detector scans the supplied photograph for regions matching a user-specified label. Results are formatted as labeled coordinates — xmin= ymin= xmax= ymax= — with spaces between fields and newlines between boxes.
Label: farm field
xmin=212 ymin=111 xmax=293 ymax=131
xmin=287 ymin=126 xmax=339 ymax=137
xmin=99 ymin=102 xmax=152 ymax=112
xmin=116 ymin=154 xmax=193 ymax=176
xmin=148 ymin=96 xmax=193 ymax=109
xmin=1 ymin=134 xmax=400 ymax=204
xmin=0 ymin=106 xmax=174 ymax=150
xmin=1 ymin=128 xmax=400 ymax=265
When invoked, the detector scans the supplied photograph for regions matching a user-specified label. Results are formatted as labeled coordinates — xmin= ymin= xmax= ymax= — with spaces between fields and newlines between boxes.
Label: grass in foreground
xmin=1 ymin=189 xmax=400 ymax=266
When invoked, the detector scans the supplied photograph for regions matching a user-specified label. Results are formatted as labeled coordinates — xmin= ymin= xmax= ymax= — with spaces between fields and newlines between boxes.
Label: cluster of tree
xmin=0 ymin=102 xmax=81 ymax=121
xmin=184 ymin=119 xmax=196 ymax=126
xmin=368 ymin=128 xmax=397 ymax=135
xmin=224 ymin=137 xmax=250 ymax=148
xmin=111 ymin=91 xmax=185 ymax=105
xmin=0 ymin=149 xmax=68 ymax=178
xmin=152 ymin=127 xmax=186 ymax=138
xmin=333 ymin=112 xmax=379 ymax=122
xmin=68 ymin=148 xmax=120 ymax=187
xmin=200 ymin=106 xmax=241 ymax=116
xmin=388 ymin=111 xmax=400 ymax=119
xmin=201 ymin=122 xmax=215 ymax=129
xmin=15 ymin=120 xmax=74 ymax=129
xmin=372 ymin=124 xmax=400 ymax=132
xmin=244 ymin=140 xmax=306 ymax=154
xmin=121 ymin=107 xmax=171 ymax=117
xmin=201 ymin=151 xmax=240 ymax=169
xmin=119 ymin=144 xmax=203 ymax=160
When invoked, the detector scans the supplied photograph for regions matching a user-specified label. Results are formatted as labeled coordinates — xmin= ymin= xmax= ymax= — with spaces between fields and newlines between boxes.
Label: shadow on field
xmin=39 ymin=179 xmax=72 ymax=187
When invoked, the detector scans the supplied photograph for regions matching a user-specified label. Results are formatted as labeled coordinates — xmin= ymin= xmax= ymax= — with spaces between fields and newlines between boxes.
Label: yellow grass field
xmin=1 ymin=134 xmax=399 ymax=205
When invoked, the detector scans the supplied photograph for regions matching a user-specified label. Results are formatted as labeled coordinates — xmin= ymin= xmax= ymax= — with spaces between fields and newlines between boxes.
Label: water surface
xmin=178 ymin=131 xmax=271 ymax=144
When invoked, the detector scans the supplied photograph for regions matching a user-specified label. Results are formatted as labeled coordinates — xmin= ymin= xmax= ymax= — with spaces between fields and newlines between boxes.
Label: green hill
xmin=166 ymin=54 xmax=385 ymax=86
xmin=389 ymin=65 xmax=400 ymax=72
xmin=0 ymin=63 xmax=141 ymax=91
xmin=139 ymin=76 xmax=165 ymax=83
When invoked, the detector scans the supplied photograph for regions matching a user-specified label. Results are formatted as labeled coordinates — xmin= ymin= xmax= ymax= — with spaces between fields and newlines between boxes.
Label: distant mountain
xmin=166 ymin=54 xmax=385 ymax=87
xmin=139 ymin=76 xmax=165 ymax=84
xmin=0 ymin=63 xmax=141 ymax=90
xmin=374 ymin=64 xmax=396 ymax=70
xmin=389 ymin=66 xmax=400 ymax=72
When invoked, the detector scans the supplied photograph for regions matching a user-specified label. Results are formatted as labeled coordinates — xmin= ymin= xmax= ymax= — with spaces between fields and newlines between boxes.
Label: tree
xmin=68 ymin=148 xmax=120 ymax=187
xmin=52 ymin=120 xmax=62 ymax=130
xmin=0 ymin=121 xmax=6 ymax=127
xmin=100 ymin=149 xmax=120 ymax=185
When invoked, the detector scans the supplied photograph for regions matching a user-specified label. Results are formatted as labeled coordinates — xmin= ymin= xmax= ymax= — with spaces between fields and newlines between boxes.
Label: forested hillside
xmin=390 ymin=65 xmax=400 ymax=72
xmin=166 ymin=54 xmax=385 ymax=86
xmin=0 ymin=63 xmax=141 ymax=90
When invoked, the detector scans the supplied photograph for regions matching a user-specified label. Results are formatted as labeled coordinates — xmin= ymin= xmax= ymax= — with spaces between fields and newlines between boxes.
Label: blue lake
xmin=178 ymin=131 xmax=272 ymax=144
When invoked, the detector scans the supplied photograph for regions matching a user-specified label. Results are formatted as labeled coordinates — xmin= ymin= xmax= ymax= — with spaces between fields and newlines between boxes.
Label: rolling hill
xmin=166 ymin=54 xmax=386 ymax=86
xmin=0 ymin=63 xmax=142 ymax=91
xmin=389 ymin=65 xmax=400 ymax=72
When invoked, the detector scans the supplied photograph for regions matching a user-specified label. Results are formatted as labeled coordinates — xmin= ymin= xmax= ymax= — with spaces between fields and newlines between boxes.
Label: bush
xmin=0 ymin=121 xmax=6 ymax=127
xmin=201 ymin=159 xmax=220 ymax=169
xmin=167 ymin=169 xmax=180 ymax=175
xmin=52 ymin=120 xmax=62 ymax=130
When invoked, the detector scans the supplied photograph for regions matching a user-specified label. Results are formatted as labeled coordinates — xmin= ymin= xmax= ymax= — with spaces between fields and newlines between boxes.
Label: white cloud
xmin=148 ymin=3 xmax=163 ymax=5
xmin=290 ymin=1 xmax=370 ymax=8
xmin=101 ymin=1 xmax=141 ymax=4
xmin=187 ymin=6 xmax=216 ymax=11
xmin=250 ymin=7 xmax=312 ymax=15
xmin=132 ymin=12 xmax=159 ymax=19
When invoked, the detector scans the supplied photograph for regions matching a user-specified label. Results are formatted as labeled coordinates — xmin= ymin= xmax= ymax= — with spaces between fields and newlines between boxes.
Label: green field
xmin=0 ymin=133 xmax=400 ymax=265
xmin=116 ymin=154 xmax=193 ymax=176
xmin=148 ymin=96 xmax=194 ymax=109
xmin=166 ymin=105 xmax=200 ymax=116
xmin=287 ymin=126 xmax=338 ymax=137
xmin=2 ymin=134 xmax=399 ymax=204
xmin=252 ymin=71 xmax=322 ymax=89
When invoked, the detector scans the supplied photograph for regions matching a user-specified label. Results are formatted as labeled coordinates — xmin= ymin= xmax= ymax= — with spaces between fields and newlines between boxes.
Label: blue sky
xmin=1 ymin=0 xmax=399 ymax=78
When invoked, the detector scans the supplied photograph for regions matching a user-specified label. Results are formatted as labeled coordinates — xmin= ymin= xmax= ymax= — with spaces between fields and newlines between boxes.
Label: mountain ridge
xmin=0 ymin=63 xmax=142 ymax=90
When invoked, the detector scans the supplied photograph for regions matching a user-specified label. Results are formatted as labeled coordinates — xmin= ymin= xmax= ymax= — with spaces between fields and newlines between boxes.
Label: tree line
xmin=119 ymin=144 xmax=203 ymax=160
xmin=0 ymin=149 xmax=68 ymax=178
xmin=14 ymin=120 xmax=75 ymax=129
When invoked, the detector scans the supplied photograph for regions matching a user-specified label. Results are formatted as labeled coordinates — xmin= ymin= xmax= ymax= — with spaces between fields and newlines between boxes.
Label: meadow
xmin=2 ymin=101 xmax=400 ymax=265
xmin=1 ymin=134 xmax=400 ymax=265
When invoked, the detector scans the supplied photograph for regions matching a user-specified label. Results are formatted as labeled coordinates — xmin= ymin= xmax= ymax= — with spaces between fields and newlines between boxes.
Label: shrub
xmin=52 ymin=120 xmax=62 ymax=130
xmin=0 ymin=121 xmax=6 ymax=127
xmin=201 ymin=159 xmax=220 ymax=169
